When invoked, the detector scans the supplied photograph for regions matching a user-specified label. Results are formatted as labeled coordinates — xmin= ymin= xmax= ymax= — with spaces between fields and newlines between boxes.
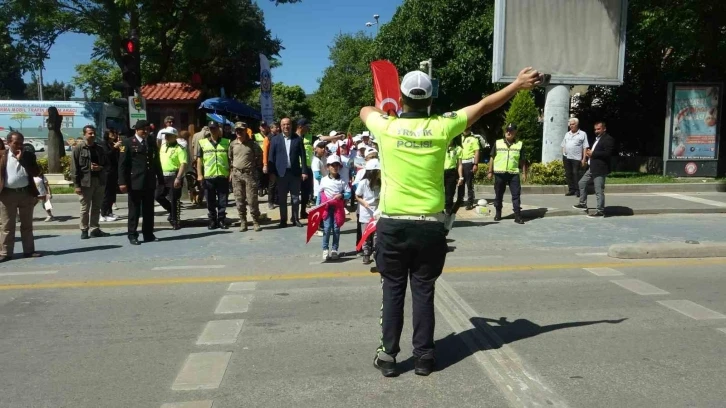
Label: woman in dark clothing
xmin=101 ymin=129 xmax=121 ymax=221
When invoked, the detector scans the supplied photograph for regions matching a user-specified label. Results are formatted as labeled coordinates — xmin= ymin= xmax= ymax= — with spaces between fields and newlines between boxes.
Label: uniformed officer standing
xmin=196 ymin=121 xmax=231 ymax=230
xmin=487 ymin=123 xmax=527 ymax=224
xmin=360 ymin=67 xmax=541 ymax=377
xmin=461 ymin=128 xmax=481 ymax=210
xmin=157 ymin=127 xmax=188 ymax=230
xmin=229 ymin=122 xmax=263 ymax=232
xmin=118 ymin=120 xmax=164 ymax=245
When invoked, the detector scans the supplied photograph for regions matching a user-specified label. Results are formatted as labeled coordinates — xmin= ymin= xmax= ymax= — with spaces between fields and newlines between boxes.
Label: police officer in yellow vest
xmin=443 ymin=135 xmax=464 ymax=234
xmin=461 ymin=128 xmax=480 ymax=210
xmin=296 ymin=118 xmax=315 ymax=219
xmin=253 ymin=121 xmax=267 ymax=148
xmin=487 ymin=123 xmax=527 ymax=224
xmin=157 ymin=127 xmax=188 ymax=230
xmin=196 ymin=121 xmax=231 ymax=229
xmin=361 ymin=67 xmax=542 ymax=377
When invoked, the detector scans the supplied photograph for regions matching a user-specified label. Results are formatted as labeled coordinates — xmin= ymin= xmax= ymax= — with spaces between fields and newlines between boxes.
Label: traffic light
xmin=112 ymin=32 xmax=141 ymax=98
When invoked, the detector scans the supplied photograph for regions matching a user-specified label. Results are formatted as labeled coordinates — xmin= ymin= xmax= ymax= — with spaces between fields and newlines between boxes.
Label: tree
xmin=309 ymin=33 xmax=375 ymax=135
xmin=10 ymin=112 xmax=31 ymax=130
xmin=72 ymin=59 xmax=122 ymax=102
xmin=24 ymin=78 xmax=75 ymax=101
xmin=245 ymin=83 xmax=313 ymax=122
xmin=0 ymin=17 xmax=26 ymax=99
xmin=502 ymin=91 xmax=540 ymax=163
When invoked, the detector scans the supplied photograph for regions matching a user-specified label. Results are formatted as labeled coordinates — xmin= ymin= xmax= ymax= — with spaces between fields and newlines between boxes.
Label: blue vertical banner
xmin=669 ymin=85 xmax=720 ymax=160
xmin=259 ymin=54 xmax=274 ymax=124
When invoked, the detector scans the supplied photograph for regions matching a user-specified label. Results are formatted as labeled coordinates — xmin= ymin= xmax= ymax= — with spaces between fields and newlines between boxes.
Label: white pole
xmin=541 ymin=85 xmax=570 ymax=163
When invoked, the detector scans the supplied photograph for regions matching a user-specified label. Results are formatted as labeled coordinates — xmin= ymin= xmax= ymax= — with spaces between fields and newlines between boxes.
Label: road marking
xmin=171 ymin=352 xmax=232 ymax=391
xmin=215 ymin=295 xmax=253 ymax=314
xmin=657 ymin=300 xmax=726 ymax=320
xmin=435 ymin=278 xmax=569 ymax=408
xmin=584 ymin=267 xmax=624 ymax=277
xmin=0 ymin=270 xmax=58 ymax=277
xmin=2 ymin=258 xmax=726 ymax=291
xmin=611 ymin=279 xmax=669 ymax=295
xmin=227 ymin=282 xmax=257 ymax=292
xmin=657 ymin=193 xmax=726 ymax=208
xmin=196 ymin=320 xmax=245 ymax=345
xmin=161 ymin=401 xmax=214 ymax=408
xmin=576 ymin=252 xmax=608 ymax=256
xmin=152 ymin=265 xmax=226 ymax=271
xmin=716 ymin=328 xmax=726 ymax=335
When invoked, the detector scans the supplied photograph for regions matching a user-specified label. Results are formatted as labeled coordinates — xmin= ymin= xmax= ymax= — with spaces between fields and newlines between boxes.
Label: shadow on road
xmin=451 ymin=221 xmax=497 ymax=230
xmin=400 ymin=316 xmax=627 ymax=374
xmin=604 ymin=206 xmax=635 ymax=217
xmin=519 ymin=208 xmax=549 ymax=220
xmin=16 ymin=234 xmax=57 ymax=242
xmin=38 ymin=244 xmax=123 ymax=256
xmin=158 ymin=230 xmax=232 ymax=242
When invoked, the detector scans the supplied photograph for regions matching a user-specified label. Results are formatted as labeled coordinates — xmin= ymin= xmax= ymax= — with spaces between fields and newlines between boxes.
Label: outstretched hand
xmin=516 ymin=67 xmax=543 ymax=90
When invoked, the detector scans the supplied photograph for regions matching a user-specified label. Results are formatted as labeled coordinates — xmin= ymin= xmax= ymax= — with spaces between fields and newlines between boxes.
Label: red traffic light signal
xmin=125 ymin=40 xmax=135 ymax=54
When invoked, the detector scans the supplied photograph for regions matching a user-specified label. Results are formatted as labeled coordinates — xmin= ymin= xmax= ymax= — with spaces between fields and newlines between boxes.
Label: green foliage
xmin=527 ymin=160 xmax=566 ymax=185
xmin=0 ymin=17 xmax=26 ymax=99
xmin=24 ymin=78 xmax=74 ymax=101
xmin=502 ymin=91 xmax=541 ymax=163
xmin=245 ymin=83 xmax=312 ymax=122
xmin=309 ymin=33 xmax=375 ymax=135
xmin=37 ymin=156 xmax=72 ymax=181
xmin=72 ymin=60 xmax=122 ymax=102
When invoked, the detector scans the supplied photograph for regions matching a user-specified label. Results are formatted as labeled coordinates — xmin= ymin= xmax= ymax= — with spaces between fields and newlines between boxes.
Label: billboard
xmin=492 ymin=0 xmax=628 ymax=85
xmin=0 ymin=101 xmax=104 ymax=139
xmin=663 ymin=83 xmax=722 ymax=177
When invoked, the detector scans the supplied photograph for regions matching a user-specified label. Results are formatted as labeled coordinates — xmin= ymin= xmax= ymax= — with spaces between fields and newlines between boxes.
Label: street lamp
xmin=366 ymin=14 xmax=380 ymax=34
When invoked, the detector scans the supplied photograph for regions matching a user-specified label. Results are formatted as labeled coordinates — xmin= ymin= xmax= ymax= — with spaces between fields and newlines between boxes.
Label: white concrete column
xmin=541 ymin=85 xmax=571 ymax=163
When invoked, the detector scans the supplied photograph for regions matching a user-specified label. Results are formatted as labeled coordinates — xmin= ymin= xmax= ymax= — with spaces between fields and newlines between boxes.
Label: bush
xmin=527 ymin=160 xmax=566 ymax=185
xmin=502 ymin=90 xmax=541 ymax=164
xmin=37 ymin=156 xmax=72 ymax=181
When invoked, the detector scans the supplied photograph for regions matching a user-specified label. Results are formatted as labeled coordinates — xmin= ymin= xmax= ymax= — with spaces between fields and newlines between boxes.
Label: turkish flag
xmin=306 ymin=203 xmax=327 ymax=243
xmin=371 ymin=60 xmax=401 ymax=117
xmin=356 ymin=220 xmax=378 ymax=252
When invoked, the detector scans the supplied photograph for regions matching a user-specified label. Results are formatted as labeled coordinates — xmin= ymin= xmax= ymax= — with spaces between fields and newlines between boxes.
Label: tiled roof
xmin=141 ymin=82 xmax=201 ymax=101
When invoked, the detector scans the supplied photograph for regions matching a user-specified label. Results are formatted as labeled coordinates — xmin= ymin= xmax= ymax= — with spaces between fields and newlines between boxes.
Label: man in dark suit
xmin=572 ymin=121 xmax=615 ymax=218
xmin=268 ymin=117 xmax=308 ymax=228
xmin=118 ymin=120 xmax=164 ymax=245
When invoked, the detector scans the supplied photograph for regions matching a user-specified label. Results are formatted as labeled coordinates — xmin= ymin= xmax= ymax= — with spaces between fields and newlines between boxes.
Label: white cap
xmin=161 ymin=127 xmax=178 ymax=136
xmin=326 ymin=155 xmax=341 ymax=165
xmin=365 ymin=147 xmax=378 ymax=157
xmin=329 ymin=130 xmax=344 ymax=137
xmin=353 ymin=135 xmax=363 ymax=142
xmin=357 ymin=143 xmax=367 ymax=150
xmin=361 ymin=131 xmax=370 ymax=137
xmin=365 ymin=158 xmax=380 ymax=170
xmin=400 ymin=71 xmax=433 ymax=99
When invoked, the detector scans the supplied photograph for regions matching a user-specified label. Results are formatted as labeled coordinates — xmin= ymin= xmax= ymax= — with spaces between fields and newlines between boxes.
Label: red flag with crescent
xmin=306 ymin=203 xmax=327 ymax=243
xmin=356 ymin=220 xmax=378 ymax=252
xmin=371 ymin=60 xmax=401 ymax=117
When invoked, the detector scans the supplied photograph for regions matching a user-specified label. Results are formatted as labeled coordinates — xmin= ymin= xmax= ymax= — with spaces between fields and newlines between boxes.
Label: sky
xmin=23 ymin=0 xmax=401 ymax=97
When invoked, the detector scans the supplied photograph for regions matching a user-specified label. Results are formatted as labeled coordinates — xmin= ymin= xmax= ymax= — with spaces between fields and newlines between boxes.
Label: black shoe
xmin=293 ymin=220 xmax=304 ymax=228
xmin=588 ymin=211 xmax=605 ymax=218
xmin=414 ymin=357 xmax=435 ymax=376
xmin=373 ymin=355 xmax=397 ymax=377
xmin=300 ymin=211 xmax=308 ymax=219
xmin=465 ymin=204 xmax=475 ymax=211
xmin=278 ymin=222 xmax=288 ymax=228
xmin=208 ymin=221 xmax=218 ymax=230
xmin=143 ymin=234 xmax=158 ymax=242
xmin=167 ymin=214 xmax=172 ymax=222
xmin=90 ymin=229 xmax=110 ymax=238
xmin=494 ymin=211 xmax=502 ymax=221
xmin=129 ymin=237 xmax=140 ymax=246
xmin=572 ymin=203 xmax=587 ymax=210
xmin=363 ymin=255 xmax=372 ymax=265
xmin=565 ymin=191 xmax=575 ymax=196
xmin=172 ymin=223 xmax=181 ymax=230
xmin=219 ymin=221 xmax=229 ymax=230
xmin=81 ymin=230 xmax=89 ymax=240
xmin=514 ymin=214 xmax=524 ymax=224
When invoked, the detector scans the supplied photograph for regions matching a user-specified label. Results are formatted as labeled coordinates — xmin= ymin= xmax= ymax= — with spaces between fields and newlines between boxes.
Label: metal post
xmin=541 ymin=85 xmax=570 ymax=163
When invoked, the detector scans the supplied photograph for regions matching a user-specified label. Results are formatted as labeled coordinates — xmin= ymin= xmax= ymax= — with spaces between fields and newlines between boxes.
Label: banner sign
xmin=371 ymin=60 xmax=401 ymax=117
xmin=259 ymin=54 xmax=274 ymax=125
xmin=663 ymin=83 xmax=722 ymax=177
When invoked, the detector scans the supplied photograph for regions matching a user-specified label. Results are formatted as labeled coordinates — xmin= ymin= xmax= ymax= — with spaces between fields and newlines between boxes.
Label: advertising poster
xmin=669 ymin=85 xmax=720 ymax=160
xmin=259 ymin=54 xmax=274 ymax=125
xmin=0 ymin=101 xmax=103 ymax=140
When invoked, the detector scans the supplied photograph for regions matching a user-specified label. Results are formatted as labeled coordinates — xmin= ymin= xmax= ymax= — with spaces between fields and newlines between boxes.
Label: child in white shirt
xmin=355 ymin=159 xmax=380 ymax=264
xmin=319 ymin=155 xmax=351 ymax=261
xmin=33 ymin=175 xmax=54 ymax=221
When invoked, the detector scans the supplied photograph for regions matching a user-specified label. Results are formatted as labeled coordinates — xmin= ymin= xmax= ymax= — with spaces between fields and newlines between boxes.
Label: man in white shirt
xmin=561 ymin=117 xmax=589 ymax=197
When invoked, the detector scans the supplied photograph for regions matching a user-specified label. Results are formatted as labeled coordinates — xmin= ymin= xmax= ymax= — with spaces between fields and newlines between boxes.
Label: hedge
xmin=473 ymin=160 xmax=567 ymax=185
xmin=37 ymin=156 xmax=72 ymax=181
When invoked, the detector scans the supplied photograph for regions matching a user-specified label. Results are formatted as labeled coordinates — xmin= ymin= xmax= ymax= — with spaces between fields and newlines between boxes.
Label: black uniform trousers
xmin=493 ymin=173 xmax=522 ymax=213
xmin=563 ymin=157 xmax=583 ymax=195
xmin=277 ymin=172 xmax=301 ymax=224
xmin=375 ymin=218 xmax=447 ymax=359
xmin=204 ymin=177 xmax=229 ymax=222
xmin=462 ymin=162 xmax=476 ymax=204
xmin=155 ymin=176 xmax=182 ymax=224
xmin=127 ymin=188 xmax=155 ymax=239
xmin=444 ymin=168 xmax=465 ymax=215
xmin=101 ymin=171 xmax=118 ymax=217
xmin=268 ymin=173 xmax=278 ymax=206
xmin=300 ymin=167 xmax=314 ymax=212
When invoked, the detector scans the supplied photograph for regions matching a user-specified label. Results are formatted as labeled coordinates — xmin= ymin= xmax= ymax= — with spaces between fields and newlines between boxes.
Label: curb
xmin=32 ymin=214 xmax=271 ymax=231
xmin=475 ymin=182 xmax=725 ymax=195
xmin=608 ymin=242 xmax=726 ymax=259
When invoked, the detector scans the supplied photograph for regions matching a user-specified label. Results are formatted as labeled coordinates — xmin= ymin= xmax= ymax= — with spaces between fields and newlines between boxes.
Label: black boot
xmin=208 ymin=220 xmax=218 ymax=230
xmin=81 ymin=229 xmax=89 ymax=240
xmin=494 ymin=209 xmax=502 ymax=221
xmin=514 ymin=213 xmax=524 ymax=224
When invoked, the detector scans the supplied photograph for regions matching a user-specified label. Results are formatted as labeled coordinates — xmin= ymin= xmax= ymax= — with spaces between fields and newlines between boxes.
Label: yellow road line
xmin=1 ymin=258 xmax=725 ymax=291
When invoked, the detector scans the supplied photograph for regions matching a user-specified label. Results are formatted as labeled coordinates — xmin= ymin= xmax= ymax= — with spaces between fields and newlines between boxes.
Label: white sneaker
xmin=105 ymin=215 xmax=118 ymax=222
xmin=330 ymin=250 xmax=339 ymax=260
xmin=100 ymin=215 xmax=107 ymax=222
xmin=44 ymin=216 xmax=53 ymax=222
xmin=316 ymin=230 xmax=323 ymax=237
xmin=322 ymin=250 xmax=329 ymax=261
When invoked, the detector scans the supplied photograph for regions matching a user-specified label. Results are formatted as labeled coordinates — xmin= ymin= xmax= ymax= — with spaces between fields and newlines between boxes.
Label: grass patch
xmin=48 ymin=186 xmax=76 ymax=194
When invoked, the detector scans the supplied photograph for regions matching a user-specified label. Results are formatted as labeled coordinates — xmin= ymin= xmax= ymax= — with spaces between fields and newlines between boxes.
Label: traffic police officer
xmin=197 ymin=121 xmax=231 ymax=230
xmin=118 ymin=120 xmax=164 ymax=245
xmin=297 ymin=118 xmax=315 ymax=219
xmin=360 ymin=67 xmax=541 ymax=377
xmin=487 ymin=123 xmax=527 ymax=224
xmin=157 ymin=127 xmax=188 ymax=230
xmin=461 ymin=128 xmax=480 ymax=210
xmin=443 ymin=136 xmax=464 ymax=234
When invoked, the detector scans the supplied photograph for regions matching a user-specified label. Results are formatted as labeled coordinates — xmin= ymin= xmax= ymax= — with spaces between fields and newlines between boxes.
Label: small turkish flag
xmin=356 ymin=220 xmax=378 ymax=252
xmin=306 ymin=203 xmax=327 ymax=243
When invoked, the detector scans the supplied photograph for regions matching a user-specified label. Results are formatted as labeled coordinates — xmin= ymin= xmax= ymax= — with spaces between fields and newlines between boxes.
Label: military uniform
xmin=118 ymin=130 xmax=164 ymax=244
xmin=229 ymin=132 xmax=263 ymax=231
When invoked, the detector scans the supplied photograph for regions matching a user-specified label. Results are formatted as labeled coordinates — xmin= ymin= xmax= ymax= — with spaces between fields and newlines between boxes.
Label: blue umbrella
xmin=206 ymin=113 xmax=234 ymax=126
xmin=199 ymin=97 xmax=261 ymax=120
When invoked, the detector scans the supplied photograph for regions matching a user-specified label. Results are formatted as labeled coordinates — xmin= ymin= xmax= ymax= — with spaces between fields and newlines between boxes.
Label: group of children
xmin=310 ymin=138 xmax=381 ymax=264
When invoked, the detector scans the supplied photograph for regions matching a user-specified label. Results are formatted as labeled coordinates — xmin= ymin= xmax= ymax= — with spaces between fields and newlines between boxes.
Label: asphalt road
xmin=1 ymin=214 xmax=725 ymax=408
